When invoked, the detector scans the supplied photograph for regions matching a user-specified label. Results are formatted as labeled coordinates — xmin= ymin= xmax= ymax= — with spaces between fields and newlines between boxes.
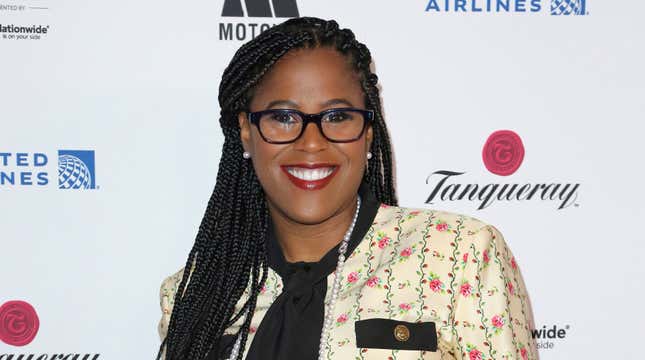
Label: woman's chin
xmin=282 ymin=204 xmax=335 ymax=226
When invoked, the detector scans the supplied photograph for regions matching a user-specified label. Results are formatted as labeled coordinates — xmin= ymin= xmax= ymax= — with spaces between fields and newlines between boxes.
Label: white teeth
xmin=287 ymin=167 xmax=335 ymax=181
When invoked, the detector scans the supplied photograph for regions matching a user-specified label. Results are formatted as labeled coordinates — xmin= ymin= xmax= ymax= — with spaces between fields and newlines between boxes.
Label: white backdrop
xmin=1 ymin=0 xmax=644 ymax=358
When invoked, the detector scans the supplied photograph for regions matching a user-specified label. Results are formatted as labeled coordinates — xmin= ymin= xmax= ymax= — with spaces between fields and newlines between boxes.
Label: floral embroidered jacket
xmin=159 ymin=204 xmax=537 ymax=360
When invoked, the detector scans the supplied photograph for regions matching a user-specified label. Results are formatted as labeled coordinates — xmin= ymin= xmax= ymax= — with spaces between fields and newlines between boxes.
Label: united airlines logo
xmin=57 ymin=150 xmax=96 ymax=190
xmin=221 ymin=0 xmax=299 ymax=18
xmin=424 ymin=0 xmax=589 ymax=15
xmin=550 ymin=0 xmax=586 ymax=15
xmin=0 ymin=149 xmax=98 ymax=190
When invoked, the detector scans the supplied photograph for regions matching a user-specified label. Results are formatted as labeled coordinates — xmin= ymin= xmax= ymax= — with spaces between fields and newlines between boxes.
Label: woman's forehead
xmin=249 ymin=47 xmax=364 ymax=111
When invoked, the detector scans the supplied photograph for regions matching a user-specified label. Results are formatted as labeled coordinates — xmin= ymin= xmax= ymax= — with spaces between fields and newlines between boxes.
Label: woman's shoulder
xmin=374 ymin=203 xmax=504 ymax=241
xmin=369 ymin=204 xmax=518 ymax=269
xmin=158 ymin=267 xmax=185 ymax=340
xmin=160 ymin=267 xmax=185 ymax=297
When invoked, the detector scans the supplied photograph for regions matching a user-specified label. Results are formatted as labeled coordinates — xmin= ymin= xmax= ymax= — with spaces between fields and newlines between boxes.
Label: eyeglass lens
xmin=259 ymin=109 xmax=365 ymax=142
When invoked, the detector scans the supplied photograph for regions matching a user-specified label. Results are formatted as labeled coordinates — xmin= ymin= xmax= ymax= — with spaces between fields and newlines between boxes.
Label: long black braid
xmin=157 ymin=16 xmax=398 ymax=360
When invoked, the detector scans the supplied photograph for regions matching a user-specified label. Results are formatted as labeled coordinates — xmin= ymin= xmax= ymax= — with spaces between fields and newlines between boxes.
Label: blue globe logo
xmin=551 ymin=0 xmax=586 ymax=15
xmin=58 ymin=155 xmax=93 ymax=189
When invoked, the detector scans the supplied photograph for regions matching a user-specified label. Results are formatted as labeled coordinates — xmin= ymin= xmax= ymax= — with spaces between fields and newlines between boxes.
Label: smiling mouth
xmin=280 ymin=164 xmax=339 ymax=190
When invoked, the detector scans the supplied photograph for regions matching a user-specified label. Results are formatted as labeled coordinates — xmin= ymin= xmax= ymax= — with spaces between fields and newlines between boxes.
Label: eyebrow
xmin=264 ymin=98 xmax=355 ymax=110
xmin=266 ymin=99 xmax=299 ymax=109
xmin=321 ymin=98 xmax=354 ymax=108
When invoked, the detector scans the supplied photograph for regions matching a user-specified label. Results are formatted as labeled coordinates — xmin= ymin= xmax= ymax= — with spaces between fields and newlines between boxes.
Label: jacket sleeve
xmin=451 ymin=224 xmax=538 ymax=360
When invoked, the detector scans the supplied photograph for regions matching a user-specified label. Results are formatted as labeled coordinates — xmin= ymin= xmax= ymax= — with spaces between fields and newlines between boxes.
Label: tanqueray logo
xmin=219 ymin=0 xmax=300 ymax=41
xmin=0 ymin=299 xmax=101 ymax=358
xmin=0 ymin=150 xmax=98 ymax=190
xmin=424 ymin=0 xmax=588 ymax=15
xmin=0 ymin=300 xmax=39 ymax=346
xmin=424 ymin=130 xmax=581 ymax=210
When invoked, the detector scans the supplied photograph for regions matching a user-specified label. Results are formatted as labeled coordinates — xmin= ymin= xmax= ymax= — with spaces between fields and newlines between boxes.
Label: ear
xmin=366 ymin=124 xmax=374 ymax=152
xmin=238 ymin=112 xmax=251 ymax=153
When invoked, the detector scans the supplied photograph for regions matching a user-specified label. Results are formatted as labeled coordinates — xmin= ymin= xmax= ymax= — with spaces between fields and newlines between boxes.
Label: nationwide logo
xmin=0 ymin=299 xmax=101 ymax=358
xmin=424 ymin=0 xmax=588 ymax=15
xmin=219 ymin=0 xmax=300 ymax=41
xmin=0 ymin=24 xmax=50 ymax=41
xmin=0 ymin=150 xmax=98 ymax=190
xmin=531 ymin=324 xmax=570 ymax=350
xmin=424 ymin=130 xmax=581 ymax=210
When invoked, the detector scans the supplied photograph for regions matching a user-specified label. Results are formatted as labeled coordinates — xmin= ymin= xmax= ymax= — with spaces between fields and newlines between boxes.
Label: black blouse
xmin=208 ymin=181 xmax=380 ymax=360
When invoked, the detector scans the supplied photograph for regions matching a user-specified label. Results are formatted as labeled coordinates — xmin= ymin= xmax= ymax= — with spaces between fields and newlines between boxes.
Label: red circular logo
xmin=482 ymin=130 xmax=525 ymax=176
xmin=0 ymin=300 xmax=40 ymax=346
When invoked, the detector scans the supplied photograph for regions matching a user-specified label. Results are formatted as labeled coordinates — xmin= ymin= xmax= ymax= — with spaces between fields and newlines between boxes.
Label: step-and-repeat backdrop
xmin=1 ymin=0 xmax=643 ymax=358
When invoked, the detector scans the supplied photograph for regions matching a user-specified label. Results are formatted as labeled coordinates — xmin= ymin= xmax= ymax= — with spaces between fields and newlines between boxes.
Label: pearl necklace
xmin=226 ymin=195 xmax=362 ymax=360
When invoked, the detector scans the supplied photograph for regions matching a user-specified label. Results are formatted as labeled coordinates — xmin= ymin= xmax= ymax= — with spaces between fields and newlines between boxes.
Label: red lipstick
xmin=280 ymin=163 xmax=339 ymax=191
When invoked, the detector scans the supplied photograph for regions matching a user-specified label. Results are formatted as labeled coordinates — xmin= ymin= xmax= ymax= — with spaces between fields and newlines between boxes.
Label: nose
xmin=293 ymin=122 xmax=328 ymax=152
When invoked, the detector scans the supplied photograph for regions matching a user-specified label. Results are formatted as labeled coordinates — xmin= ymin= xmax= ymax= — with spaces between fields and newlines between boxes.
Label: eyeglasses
xmin=248 ymin=107 xmax=374 ymax=144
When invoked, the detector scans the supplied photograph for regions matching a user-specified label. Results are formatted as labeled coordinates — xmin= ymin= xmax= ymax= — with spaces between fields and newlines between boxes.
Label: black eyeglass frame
xmin=247 ymin=107 xmax=374 ymax=144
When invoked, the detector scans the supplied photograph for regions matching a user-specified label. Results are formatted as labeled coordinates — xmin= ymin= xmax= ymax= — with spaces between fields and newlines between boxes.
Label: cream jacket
xmin=159 ymin=204 xmax=537 ymax=359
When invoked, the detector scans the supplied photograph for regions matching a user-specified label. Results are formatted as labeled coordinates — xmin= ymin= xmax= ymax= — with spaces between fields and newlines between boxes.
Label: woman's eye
xmin=327 ymin=112 xmax=351 ymax=122
xmin=271 ymin=113 xmax=295 ymax=123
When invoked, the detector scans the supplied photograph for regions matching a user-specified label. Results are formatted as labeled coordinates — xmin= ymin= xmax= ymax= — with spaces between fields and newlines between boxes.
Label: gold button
xmin=393 ymin=324 xmax=410 ymax=342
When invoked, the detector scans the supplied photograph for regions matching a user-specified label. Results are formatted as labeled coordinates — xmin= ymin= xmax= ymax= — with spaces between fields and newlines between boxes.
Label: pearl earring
xmin=367 ymin=152 xmax=373 ymax=160
xmin=243 ymin=151 xmax=251 ymax=159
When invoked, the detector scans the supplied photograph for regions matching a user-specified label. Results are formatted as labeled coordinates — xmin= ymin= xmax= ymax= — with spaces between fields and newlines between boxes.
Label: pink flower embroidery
xmin=463 ymin=253 xmax=469 ymax=263
xmin=491 ymin=315 xmax=504 ymax=328
xmin=460 ymin=282 xmax=473 ymax=297
xmin=520 ymin=347 xmax=528 ymax=360
xmin=469 ymin=348 xmax=482 ymax=360
xmin=511 ymin=257 xmax=518 ymax=270
xmin=507 ymin=281 xmax=515 ymax=295
xmin=429 ymin=278 xmax=443 ymax=292
xmin=378 ymin=237 xmax=390 ymax=249
xmin=483 ymin=249 xmax=490 ymax=263
xmin=366 ymin=276 xmax=380 ymax=288
xmin=436 ymin=222 xmax=448 ymax=232
xmin=399 ymin=303 xmax=411 ymax=311
xmin=336 ymin=313 xmax=348 ymax=324
xmin=347 ymin=272 xmax=359 ymax=283
xmin=400 ymin=247 xmax=412 ymax=257
xmin=250 ymin=326 xmax=257 ymax=333
xmin=260 ymin=285 xmax=266 ymax=294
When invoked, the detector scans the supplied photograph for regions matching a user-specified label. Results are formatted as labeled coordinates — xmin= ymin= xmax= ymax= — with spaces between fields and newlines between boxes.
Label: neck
xmin=268 ymin=195 xmax=359 ymax=263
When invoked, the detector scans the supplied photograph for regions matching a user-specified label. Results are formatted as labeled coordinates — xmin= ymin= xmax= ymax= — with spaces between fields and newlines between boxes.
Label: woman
xmin=157 ymin=17 xmax=537 ymax=360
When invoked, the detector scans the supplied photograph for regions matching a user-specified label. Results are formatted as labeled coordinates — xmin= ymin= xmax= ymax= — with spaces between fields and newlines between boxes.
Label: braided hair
xmin=157 ymin=16 xmax=398 ymax=360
